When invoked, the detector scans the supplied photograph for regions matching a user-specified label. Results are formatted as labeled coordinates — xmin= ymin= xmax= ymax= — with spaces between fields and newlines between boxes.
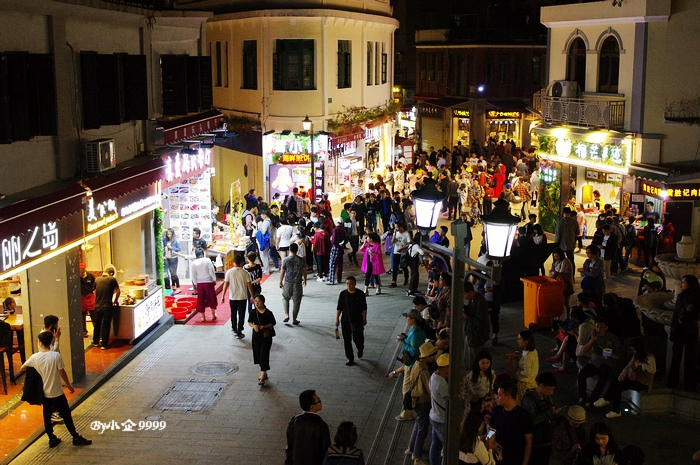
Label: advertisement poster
xmin=167 ymin=171 xmax=212 ymax=243
xmin=269 ymin=164 xmax=312 ymax=200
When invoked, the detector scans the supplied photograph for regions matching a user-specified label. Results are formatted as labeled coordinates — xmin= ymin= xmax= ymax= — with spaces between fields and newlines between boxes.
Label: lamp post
xmin=410 ymin=188 xmax=519 ymax=465
xmin=302 ymin=116 xmax=315 ymax=203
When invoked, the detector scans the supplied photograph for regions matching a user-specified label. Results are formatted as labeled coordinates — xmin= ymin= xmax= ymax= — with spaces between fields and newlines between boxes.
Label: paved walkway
xmin=8 ymin=224 xmax=700 ymax=464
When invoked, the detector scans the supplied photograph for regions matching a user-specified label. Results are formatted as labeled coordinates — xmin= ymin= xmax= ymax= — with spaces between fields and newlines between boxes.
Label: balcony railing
xmin=539 ymin=94 xmax=625 ymax=130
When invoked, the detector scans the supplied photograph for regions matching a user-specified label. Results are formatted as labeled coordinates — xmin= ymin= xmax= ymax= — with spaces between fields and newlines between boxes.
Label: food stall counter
xmin=115 ymin=280 xmax=163 ymax=343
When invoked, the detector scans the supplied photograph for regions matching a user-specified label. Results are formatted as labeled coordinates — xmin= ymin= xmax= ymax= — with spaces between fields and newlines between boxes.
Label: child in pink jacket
xmin=360 ymin=232 xmax=386 ymax=295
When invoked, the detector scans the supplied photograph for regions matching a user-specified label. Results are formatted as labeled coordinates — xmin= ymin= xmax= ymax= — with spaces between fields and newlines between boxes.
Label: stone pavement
xmin=8 ymin=227 xmax=700 ymax=464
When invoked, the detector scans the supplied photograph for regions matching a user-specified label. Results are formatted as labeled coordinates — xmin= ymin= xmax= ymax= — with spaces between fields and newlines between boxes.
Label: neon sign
xmin=453 ymin=109 xmax=471 ymax=118
xmin=163 ymin=150 xmax=212 ymax=184
xmin=487 ymin=111 xmax=520 ymax=118
xmin=279 ymin=153 xmax=311 ymax=164
xmin=86 ymin=198 xmax=119 ymax=233
xmin=1 ymin=222 xmax=59 ymax=272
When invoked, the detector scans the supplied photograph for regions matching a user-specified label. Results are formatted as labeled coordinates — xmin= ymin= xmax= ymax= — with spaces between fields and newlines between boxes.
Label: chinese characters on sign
xmin=85 ymin=198 xmax=119 ymax=233
xmin=641 ymin=181 xmax=700 ymax=200
xmin=163 ymin=150 xmax=212 ymax=184
xmin=1 ymin=223 xmax=59 ymax=272
xmin=487 ymin=111 xmax=520 ymax=118
xmin=279 ymin=153 xmax=311 ymax=164
xmin=453 ymin=109 xmax=471 ymax=118
xmin=550 ymin=137 xmax=629 ymax=167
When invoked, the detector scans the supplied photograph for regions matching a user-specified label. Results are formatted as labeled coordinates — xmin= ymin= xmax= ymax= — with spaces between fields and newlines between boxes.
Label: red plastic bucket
xmin=174 ymin=300 xmax=196 ymax=312
xmin=172 ymin=309 xmax=187 ymax=320
xmin=164 ymin=296 xmax=176 ymax=308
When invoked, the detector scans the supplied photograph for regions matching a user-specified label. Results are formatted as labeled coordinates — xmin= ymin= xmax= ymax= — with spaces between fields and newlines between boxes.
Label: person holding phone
xmin=577 ymin=318 xmax=621 ymax=410
xmin=488 ymin=382 xmax=533 ymax=465
xmin=459 ymin=411 xmax=495 ymax=464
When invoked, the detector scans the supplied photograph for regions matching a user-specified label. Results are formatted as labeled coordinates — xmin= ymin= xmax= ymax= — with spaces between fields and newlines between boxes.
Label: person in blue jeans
xmin=407 ymin=342 xmax=438 ymax=463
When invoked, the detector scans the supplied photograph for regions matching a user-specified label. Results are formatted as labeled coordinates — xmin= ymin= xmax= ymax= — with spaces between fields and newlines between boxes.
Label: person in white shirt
xmin=390 ymin=223 xmax=412 ymax=287
xmin=190 ymin=247 xmax=218 ymax=321
xmin=22 ymin=331 xmax=92 ymax=448
xmin=276 ymin=217 xmax=296 ymax=264
xmin=221 ymin=253 xmax=254 ymax=338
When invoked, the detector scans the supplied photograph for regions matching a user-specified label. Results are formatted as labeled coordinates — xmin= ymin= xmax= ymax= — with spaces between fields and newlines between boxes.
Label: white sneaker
xmin=605 ymin=411 xmax=622 ymax=419
xmin=552 ymin=363 xmax=563 ymax=369
xmin=593 ymin=399 xmax=611 ymax=408
xmin=316 ymin=277 xmax=325 ymax=282
xmin=51 ymin=412 xmax=64 ymax=423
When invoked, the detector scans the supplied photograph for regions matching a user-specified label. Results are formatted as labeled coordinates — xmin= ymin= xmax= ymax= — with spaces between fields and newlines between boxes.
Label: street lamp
xmin=302 ymin=116 xmax=315 ymax=203
xmin=411 ymin=188 xmax=519 ymax=465
xmin=411 ymin=177 xmax=446 ymax=231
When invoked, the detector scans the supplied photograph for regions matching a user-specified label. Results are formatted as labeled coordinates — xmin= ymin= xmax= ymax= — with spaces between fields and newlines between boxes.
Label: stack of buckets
xmin=164 ymin=295 xmax=197 ymax=321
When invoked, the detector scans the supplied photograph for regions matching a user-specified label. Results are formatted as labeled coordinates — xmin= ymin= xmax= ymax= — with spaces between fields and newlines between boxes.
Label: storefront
xmin=485 ymin=110 xmax=522 ymax=146
xmin=0 ymin=157 xmax=172 ymax=383
xmin=396 ymin=107 xmax=416 ymax=138
xmin=532 ymin=127 xmax=633 ymax=233
xmin=263 ymin=131 xmax=329 ymax=206
xmin=452 ymin=107 xmax=472 ymax=148
xmin=329 ymin=133 xmax=365 ymax=196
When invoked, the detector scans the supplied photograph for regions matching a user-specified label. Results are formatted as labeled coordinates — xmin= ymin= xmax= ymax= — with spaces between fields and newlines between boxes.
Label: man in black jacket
xmin=285 ymin=390 xmax=331 ymax=465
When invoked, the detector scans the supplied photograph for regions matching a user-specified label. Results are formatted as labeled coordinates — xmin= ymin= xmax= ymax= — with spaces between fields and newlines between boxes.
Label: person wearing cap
xmin=328 ymin=217 xmax=347 ymax=285
xmin=429 ymin=353 xmax=449 ymax=465
xmin=79 ymin=263 xmax=96 ymax=338
xmin=406 ymin=341 xmax=438 ymax=465
xmin=521 ymin=372 xmax=562 ymax=465
xmin=391 ymin=309 xmax=428 ymax=422
xmin=551 ymin=405 xmax=587 ymax=465
xmin=92 ymin=265 xmax=120 ymax=350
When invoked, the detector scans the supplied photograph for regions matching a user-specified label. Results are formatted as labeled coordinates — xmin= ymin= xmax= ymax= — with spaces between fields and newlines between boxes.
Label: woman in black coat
xmin=248 ymin=294 xmax=277 ymax=386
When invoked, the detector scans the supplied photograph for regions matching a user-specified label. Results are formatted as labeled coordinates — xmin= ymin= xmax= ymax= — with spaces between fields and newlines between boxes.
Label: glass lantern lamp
xmin=411 ymin=178 xmax=446 ymax=230
xmin=482 ymin=197 xmax=520 ymax=260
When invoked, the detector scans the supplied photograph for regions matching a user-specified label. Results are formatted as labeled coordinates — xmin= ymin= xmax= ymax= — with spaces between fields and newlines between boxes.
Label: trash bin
xmin=520 ymin=276 xmax=564 ymax=330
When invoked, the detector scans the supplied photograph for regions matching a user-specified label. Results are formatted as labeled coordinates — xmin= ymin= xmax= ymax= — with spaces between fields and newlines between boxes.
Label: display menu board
xmin=167 ymin=171 xmax=212 ymax=242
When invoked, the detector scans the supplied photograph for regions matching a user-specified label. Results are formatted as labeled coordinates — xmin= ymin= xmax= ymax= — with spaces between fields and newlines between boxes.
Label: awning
xmin=486 ymin=99 xmax=528 ymax=113
xmin=159 ymin=110 xmax=225 ymax=145
xmin=627 ymin=163 xmax=675 ymax=183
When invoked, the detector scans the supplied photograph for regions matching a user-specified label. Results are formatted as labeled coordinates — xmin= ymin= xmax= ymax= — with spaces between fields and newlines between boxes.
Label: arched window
xmin=566 ymin=38 xmax=586 ymax=93
xmin=598 ymin=36 xmax=620 ymax=93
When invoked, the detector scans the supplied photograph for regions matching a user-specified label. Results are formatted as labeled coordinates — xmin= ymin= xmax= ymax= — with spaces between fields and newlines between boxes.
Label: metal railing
xmin=538 ymin=94 xmax=626 ymax=130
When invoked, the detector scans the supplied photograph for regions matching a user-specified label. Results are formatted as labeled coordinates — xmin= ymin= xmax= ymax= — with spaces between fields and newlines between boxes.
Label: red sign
xmin=279 ymin=153 xmax=311 ymax=164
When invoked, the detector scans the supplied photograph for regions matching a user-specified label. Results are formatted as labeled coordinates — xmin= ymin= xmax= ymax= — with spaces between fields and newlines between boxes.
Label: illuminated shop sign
xmin=536 ymin=132 xmax=631 ymax=174
xmin=487 ymin=111 xmax=520 ymax=118
xmin=163 ymin=150 xmax=212 ymax=184
xmin=86 ymin=185 xmax=160 ymax=234
xmin=265 ymin=133 xmax=329 ymax=164
xmin=453 ymin=109 xmax=471 ymax=118
xmin=641 ymin=181 xmax=700 ymax=200
xmin=1 ymin=222 xmax=60 ymax=272
xmin=279 ymin=153 xmax=311 ymax=164
xmin=365 ymin=126 xmax=381 ymax=143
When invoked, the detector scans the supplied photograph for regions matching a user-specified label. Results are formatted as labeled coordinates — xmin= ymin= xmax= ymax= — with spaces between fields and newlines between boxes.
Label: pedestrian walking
xmin=190 ymin=248 xmax=218 ymax=321
xmin=360 ymin=232 xmax=385 ymax=295
xmin=92 ymin=264 xmax=120 ymax=350
xmin=391 ymin=309 xmax=428 ymax=421
xmin=248 ymin=294 xmax=276 ymax=386
xmin=21 ymin=331 xmax=92 ymax=448
xmin=279 ymin=243 xmax=307 ymax=325
xmin=244 ymin=251 xmax=263 ymax=314
xmin=285 ymin=390 xmax=331 ymax=465
xmin=335 ymin=276 xmax=367 ymax=366
xmin=221 ymin=254 xmax=254 ymax=337
xmin=555 ymin=206 xmax=579 ymax=265
xmin=328 ymin=218 xmax=347 ymax=285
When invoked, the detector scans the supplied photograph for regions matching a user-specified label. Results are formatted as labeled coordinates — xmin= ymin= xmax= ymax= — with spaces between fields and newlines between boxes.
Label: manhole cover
xmin=152 ymin=381 xmax=227 ymax=412
xmin=191 ymin=362 xmax=237 ymax=376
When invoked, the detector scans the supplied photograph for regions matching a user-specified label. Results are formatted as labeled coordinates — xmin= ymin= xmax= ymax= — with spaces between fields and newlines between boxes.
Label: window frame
xmin=337 ymin=40 xmax=351 ymax=89
xmin=242 ymin=40 xmax=258 ymax=90
xmin=273 ymin=39 xmax=315 ymax=91
xmin=597 ymin=36 xmax=620 ymax=94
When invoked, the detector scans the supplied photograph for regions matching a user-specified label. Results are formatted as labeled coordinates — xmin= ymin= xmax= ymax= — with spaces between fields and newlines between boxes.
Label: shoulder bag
xmin=256 ymin=310 xmax=275 ymax=338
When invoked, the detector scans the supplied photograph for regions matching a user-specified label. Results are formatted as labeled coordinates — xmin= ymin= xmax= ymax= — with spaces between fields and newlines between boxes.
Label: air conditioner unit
xmin=85 ymin=139 xmax=116 ymax=173
xmin=550 ymin=80 xmax=579 ymax=98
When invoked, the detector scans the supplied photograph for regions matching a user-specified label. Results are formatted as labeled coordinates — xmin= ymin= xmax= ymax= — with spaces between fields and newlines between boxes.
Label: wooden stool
xmin=0 ymin=347 xmax=7 ymax=395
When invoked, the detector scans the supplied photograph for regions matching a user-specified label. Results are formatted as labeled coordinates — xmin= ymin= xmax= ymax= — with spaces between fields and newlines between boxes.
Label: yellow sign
xmin=487 ymin=111 xmax=521 ymax=118
xmin=453 ymin=109 xmax=471 ymax=118
xmin=279 ymin=153 xmax=311 ymax=164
